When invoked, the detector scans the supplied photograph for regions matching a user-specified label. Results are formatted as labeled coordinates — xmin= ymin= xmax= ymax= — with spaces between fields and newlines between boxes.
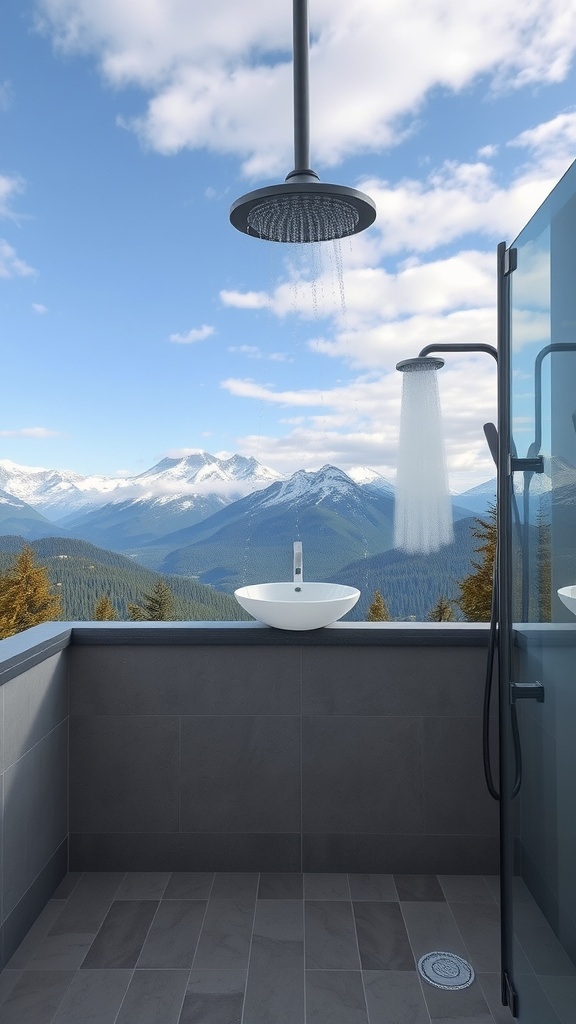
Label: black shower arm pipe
xmin=418 ymin=342 xmax=498 ymax=362
xmin=530 ymin=342 xmax=576 ymax=456
xmin=292 ymin=0 xmax=312 ymax=174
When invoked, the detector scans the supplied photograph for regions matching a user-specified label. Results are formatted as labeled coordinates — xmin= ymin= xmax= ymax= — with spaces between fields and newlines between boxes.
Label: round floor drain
xmin=417 ymin=951 xmax=475 ymax=990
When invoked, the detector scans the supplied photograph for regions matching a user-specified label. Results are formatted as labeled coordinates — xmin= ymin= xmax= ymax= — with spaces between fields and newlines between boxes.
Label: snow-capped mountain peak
xmin=0 ymin=452 xmax=283 ymax=520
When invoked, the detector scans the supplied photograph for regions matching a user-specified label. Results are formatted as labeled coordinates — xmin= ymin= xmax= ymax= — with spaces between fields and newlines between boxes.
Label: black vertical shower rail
xmin=406 ymin=243 xmax=522 ymax=1013
xmin=496 ymin=239 xmax=518 ymax=1016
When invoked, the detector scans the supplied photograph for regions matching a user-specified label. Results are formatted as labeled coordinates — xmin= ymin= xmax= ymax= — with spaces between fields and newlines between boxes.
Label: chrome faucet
xmin=293 ymin=541 xmax=303 ymax=583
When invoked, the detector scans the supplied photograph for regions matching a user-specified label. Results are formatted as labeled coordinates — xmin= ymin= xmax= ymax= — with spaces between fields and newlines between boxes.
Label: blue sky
xmin=2 ymin=0 xmax=576 ymax=491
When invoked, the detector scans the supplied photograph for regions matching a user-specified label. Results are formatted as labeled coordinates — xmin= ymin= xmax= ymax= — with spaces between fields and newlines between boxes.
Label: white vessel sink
xmin=558 ymin=586 xmax=576 ymax=616
xmin=234 ymin=582 xmax=360 ymax=630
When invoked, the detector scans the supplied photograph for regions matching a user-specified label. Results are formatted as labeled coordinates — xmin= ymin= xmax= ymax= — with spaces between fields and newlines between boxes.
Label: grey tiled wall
xmin=0 ymin=653 xmax=68 ymax=968
xmin=67 ymin=642 xmax=498 ymax=875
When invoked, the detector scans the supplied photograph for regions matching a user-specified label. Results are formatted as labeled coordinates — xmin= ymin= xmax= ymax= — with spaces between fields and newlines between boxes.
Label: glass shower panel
xmin=509 ymin=162 xmax=576 ymax=1023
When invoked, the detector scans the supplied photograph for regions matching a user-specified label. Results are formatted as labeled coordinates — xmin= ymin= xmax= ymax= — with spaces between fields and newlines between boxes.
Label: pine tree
xmin=128 ymin=580 xmax=174 ymax=621
xmin=0 ymin=545 xmax=62 ymax=639
xmin=456 ymin=503 xmax=497 ymax=622
xmin=428 ymin=596 xmax=456 ymax=621
xmin=366 ymin=590 xmax=391 ymax=621
xmin=94 ymin=595 xmax=119 ymax=621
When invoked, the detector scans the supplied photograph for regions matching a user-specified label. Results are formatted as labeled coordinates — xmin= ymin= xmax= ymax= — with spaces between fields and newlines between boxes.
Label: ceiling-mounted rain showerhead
xmin=396 ymin=356 xmax=445 ymax=373
xmin=230 ymin=180 xmax=376 ymax=243
xmin=230 ymin=0 xmax=376 ymax=243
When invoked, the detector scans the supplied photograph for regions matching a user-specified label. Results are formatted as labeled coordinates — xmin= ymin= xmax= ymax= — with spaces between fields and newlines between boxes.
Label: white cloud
xmin=227 ymin=344 xmax=292 ymax=362
xmin=36 ymin=0 xmax=576 ymax=175
xmin=0 ymin=239 xmax=35 ymax=278
xmin=32 ymin=302 xmax=49 ymax=314
xmin=0 ymin=80 xmax=14 ymax=112
xmin=168 ymin=323 xmax=215 ymax=343
xmin=0 ymin=426 xmax=64 ymax=438
xmin=225 ymin=355 xmax=498 ymax=490
xmin=227 ymin=344 xmax=260 ymax=356
xmin=477 ymin=144 xmax=498 ymax=159
xmin=220 ymin=289 xmax=269 ymax=310
xmin=0 ymin=174 xmax=25 ymax=218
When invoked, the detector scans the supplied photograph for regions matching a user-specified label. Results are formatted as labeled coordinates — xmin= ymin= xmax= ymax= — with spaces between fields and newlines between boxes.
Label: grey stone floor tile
xmin=483 ymin=876 xmax=500 ymax=903
xmin=512 ymin=935 xmax=533 ymax=975
xmin=72 ymin=872 xmax=126 ymax=895
xmin=419 ymin=974 xmax=493 ymax=1023
xmin=349 ymin=874 xmax=398 ymax=902
xmin=81 ymin=900 xmax=159 ymax=969
xmin=354 ymin=902 xmax=415 ymax=971
xmin=539 ymin=975 xmax=576 ymax=1024
xmin=116 ymin=873 xmax=171 ymax=900
xmin=210 ymin=873 xmax=259 ymax=899
xmin=137 ymin=899 xmax=207 ymax=969
xmin=513 ymin=899 xmax=576 ymax=976
xmin=52 ymin=874 xmax=82 ymax=900
xmin=305 ymin=900 xmax=360 ymax=970
xmin=477 ymin=973 xmax=515 ymax=1023
xmin=193 ymin=898 xmax=256 ymax=970
xmin=5 ymin=901 xmax=68 ymax=968
xmin=305 ymin=969 xmax=369 ymax=1024
xmin=401 ymin=901 xmax=468 ymax=963
xmin=450 ymin=902 xmax=501 ymax=973
xmin=484 ymin=874 xmax=532 ymax=906
xmin=511 ymin=876 xmax=535 ymax=902
xmin=363 ymin=970 xmax=430 ymax=1024
xmin=0 ymin=969 xmax=23 ymax=1003
xmin=114 ymin=969 xmax=189 ymax=1024
xmin=49 ymin=873 xmax=125 ymax=935
xmin=508 ymin=972 xmax=562 ymax=1024
xmin=0 ymin=969 xmax=75 ymax=1024
xmin=243 ymin=965 xmax=305 ymax=1024
xmin=438 ymin=876 xmax=496 ymax=904
xmin=51 ymin=969 xmax=132 ymax=1023
xmin=304 ymin=873 xmax=351 ymax=900
xmin=258 ymin=872 xmax=303 ymax=899
xmin=163 ymin=873 xmax=214 ymax=900
xmin=28 ymin=931 xmax=96 ymax=970
xmin=244 ymin=898 xmax=305 ymax=1020
xmin=179 ymin=969 xmax=246 ymax=1024
xmin=395 ymin=875 xmax=446 ymax=902
xmin=250 ymin=899 xmax=304 ymax=966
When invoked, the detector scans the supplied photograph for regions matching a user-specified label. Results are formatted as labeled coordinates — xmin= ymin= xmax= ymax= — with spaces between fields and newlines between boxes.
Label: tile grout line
xmin=110 ymin=967 xmax=136 ymax=1024
xmin=187 ymin=871 xmax=215 ymax=974
xmin=347 ymin=874 xmax=372 ymax=1024
xmin=42 ymin=877 xmax=82 ymax=1024
xmin=238 ymin=874 xmax=259 ymax=1024
xmin=397 ymin=888 xmax=433 ymax=1023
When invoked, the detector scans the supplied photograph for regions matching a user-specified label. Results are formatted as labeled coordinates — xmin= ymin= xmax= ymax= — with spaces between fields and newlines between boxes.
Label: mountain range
xmin=1 ymin=449 xmax=571 ymax=619
xmin=0 ymin=453 xmax=478 ymax=582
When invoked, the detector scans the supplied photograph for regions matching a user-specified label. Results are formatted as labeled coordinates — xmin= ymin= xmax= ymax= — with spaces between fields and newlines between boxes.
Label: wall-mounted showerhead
xmin=396 ymin=356 xmax=445 ymax=373
xmin=230 ymin=0 xmax=376 ymax=243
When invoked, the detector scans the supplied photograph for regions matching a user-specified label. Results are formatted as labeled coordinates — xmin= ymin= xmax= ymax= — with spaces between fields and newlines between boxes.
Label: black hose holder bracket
xmin=510 ymin=681 xmax=545 ymax=703
xmin=511 ymin=456 xmax=544 ymax=473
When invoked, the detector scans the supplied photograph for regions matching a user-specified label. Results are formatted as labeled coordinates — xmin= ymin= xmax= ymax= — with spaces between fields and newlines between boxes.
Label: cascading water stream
xmin=394 ymin=358 xmax=454 ymax=554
